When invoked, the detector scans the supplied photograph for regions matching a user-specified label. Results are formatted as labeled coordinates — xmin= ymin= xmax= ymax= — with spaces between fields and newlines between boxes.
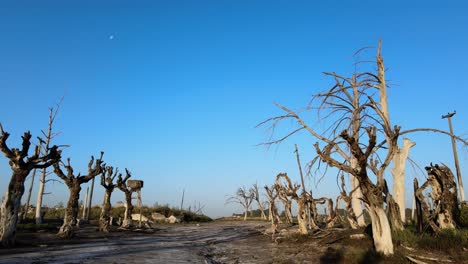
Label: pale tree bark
xmin=99 ymin=166 xmax=119 ymax=233
xmin=264 ymin=185 xmax=281 ymax=234
xmin=35 ymin=99 xmax=63 ymax=224
xmin=0 ymin=127 xmax=61 ymax=246
xmin=275 ymin=182 xmax=293 ymax=224
xmin=251 ymin=183 xmax=267 ymax=220
xmin=53 ymin=153 xmax=104 ymax=238
xmin=391 ymin=138 xmax=416 ymax=223
xmin=257 ymin=41 xmax=468 ymax=255
xmin=275 ymin=173 xmax=309 ymax=234
xmin=226 ymin=186 xmax=254 ymax=221
xmin=117 ymin=169 xmax=134 ymax=228
xmin=350 ymin=165 xmax=366 ymax=226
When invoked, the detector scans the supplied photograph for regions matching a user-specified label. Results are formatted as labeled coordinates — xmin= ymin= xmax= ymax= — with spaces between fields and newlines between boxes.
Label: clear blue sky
xmin=0 ymin=1 xmax=467 ymax=218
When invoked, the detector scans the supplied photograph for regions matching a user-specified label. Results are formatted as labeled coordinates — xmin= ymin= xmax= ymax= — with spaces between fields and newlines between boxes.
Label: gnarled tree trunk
xmin=1 ymin=171 xmax=28 ymax=247
xmin=0 ymin=128 xmax=61 ymax=246
xmin=59 ymin=183 xmax=81 ymax=238
xmin=54 ymin=153 xmax=104 ymax=238
xmin=100 ymin=190 xmax=112 ymax=232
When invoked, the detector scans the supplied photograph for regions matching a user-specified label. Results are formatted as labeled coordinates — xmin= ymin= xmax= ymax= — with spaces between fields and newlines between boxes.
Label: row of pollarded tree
xmin=0 ymin=125 xmax=140 ymax=246
xmin=256 ymin=41 xmax=468 ymax=255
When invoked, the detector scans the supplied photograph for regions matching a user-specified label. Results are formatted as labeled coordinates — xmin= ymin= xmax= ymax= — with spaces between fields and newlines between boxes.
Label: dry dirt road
xmin=1 ymin=221 xmax=312 ymax=264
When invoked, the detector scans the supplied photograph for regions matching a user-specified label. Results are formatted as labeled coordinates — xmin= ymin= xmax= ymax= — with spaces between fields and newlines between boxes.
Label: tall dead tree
xmin=391 ymin=138 xmax=416 ymax=223
xmin=251 ymin=183 xmax=267 ymax=220
xmin=53 ymin=152 xmax=104 ymax=238
xmin=0 ymin=126 xmax=61 ymax=246
xmin=275 ymin=182 xmax=294 ymax=224
xmin=99 ymin=166 xmax=119 ymax=233
xmin=35 ymin=99 xmax=63 ymax=224
xmin=258 ymin=41 xmax=468 ymax=255
xmin=116 ymin=168 xmax=134 ymax=227
xmin=226 ymin=186 xmax=254 ymax=221
xmin=264 ymin=185 xmax=281 ymax=234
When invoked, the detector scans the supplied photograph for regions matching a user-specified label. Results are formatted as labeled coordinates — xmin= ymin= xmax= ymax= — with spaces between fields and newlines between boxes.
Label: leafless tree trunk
xmin=226 ymin=186 xmax=254 ymax=221
xmin=35 ymin=99 xmax=63 ymax=224
xmin=275 ymin=182 xmax=293 ymax=224
xmin=117 ymin=169 xmax=134 ymax=227
xmin=258 ymin=41 xmax=468 ymax=255
xmin=99 ymin=166 xmax=119 ymax=233
xmin=251 ymin=183 xmax=267 ymax=220
xmin=0 ymin=126 xmax=61 ymax=246
xmin=276 ymin=173 xmax=308 ymax=234
xmin=391 ymin=138 xmax=415 ymax=223
xmin=53 ymin=153 xmax=104 ymax=238
xmin=264 ymin=185 xmax=281 ymax=234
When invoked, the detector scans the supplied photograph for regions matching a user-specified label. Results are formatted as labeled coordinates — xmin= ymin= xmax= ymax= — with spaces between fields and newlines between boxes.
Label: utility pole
xmin=442 ymin=111 xmax=464 ymax=202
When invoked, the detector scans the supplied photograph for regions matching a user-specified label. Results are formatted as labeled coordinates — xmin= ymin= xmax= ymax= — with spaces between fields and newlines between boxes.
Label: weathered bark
xmin=264 ymin=185 xmax=281 ymax=234
xmin=117 ymin=169 xmax=134 ymax=228
xmin=384 ymin=180 xmax=404 ymax=231
xmin=391 ymin=138 xmax=415 ymax=223
xmin=100 ymin=191 xmax=112 ymax=232
xmin=275 ymin=173 xmax=309 ymax=234
xmin=415 ymin=164 xmax=459 ymax=232
xmin=297 ymin=193 xmax=308 ymax=234
xmin=350 ymin=159 xmax=366 ymax=227
xmin=1 ymin=172 xmax=27 ymax=247
xmin=251 ymin=184 xmax=267 ymax=220
xmin=368 ymin=205 xmax=394 ymax=255
xmin=54 ymin=153 xmax=104 ymax=238
xmin=275 ymin=173 xmax=297 ymax=225
xmin=0 ymin=128 xmax=61 ymax=246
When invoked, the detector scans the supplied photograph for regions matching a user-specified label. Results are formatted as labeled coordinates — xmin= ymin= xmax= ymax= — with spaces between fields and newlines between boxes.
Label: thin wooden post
xmin=442 ymin=112 xmax=464 ymax=202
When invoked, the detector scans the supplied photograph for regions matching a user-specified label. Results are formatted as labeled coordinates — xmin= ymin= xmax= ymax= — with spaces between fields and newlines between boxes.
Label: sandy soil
xmin=0 ymin=221 xmax=466 ymax=264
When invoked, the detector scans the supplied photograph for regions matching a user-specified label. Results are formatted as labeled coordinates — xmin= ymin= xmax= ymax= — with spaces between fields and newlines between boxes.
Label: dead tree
xmin=391 ymin=138 xmax=416 ymax=223
xmin=264 ymin=185 xmax=281 ymax=234
xmin=116 ymin=168 xmax=134 ymax=227
xmin=275 ymin=173 xmax=309 ymax=234
xmin=35 ymin=98 xmax=63 ymax=224
xmin=99 ymin=166 xmax=119 ymax=232
xmin=258 ymin=42 xmax=468 ymax=255
xmin=275 ymin=181 xmax=294 ymax=224
xmin=226 ymin=186 xmax=254 ymax=221
xmin=0 ymin=126 xmax=61 ymax=246
xmin=415 ymin=164 xmax=459 ymax=233
xmin=53 ymin=152 xmax=104 ymax=238
xmin=335 ymin=174 xmax=359 ymax=229
xmin=251 ymin=183 xmax=267 ymax=220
